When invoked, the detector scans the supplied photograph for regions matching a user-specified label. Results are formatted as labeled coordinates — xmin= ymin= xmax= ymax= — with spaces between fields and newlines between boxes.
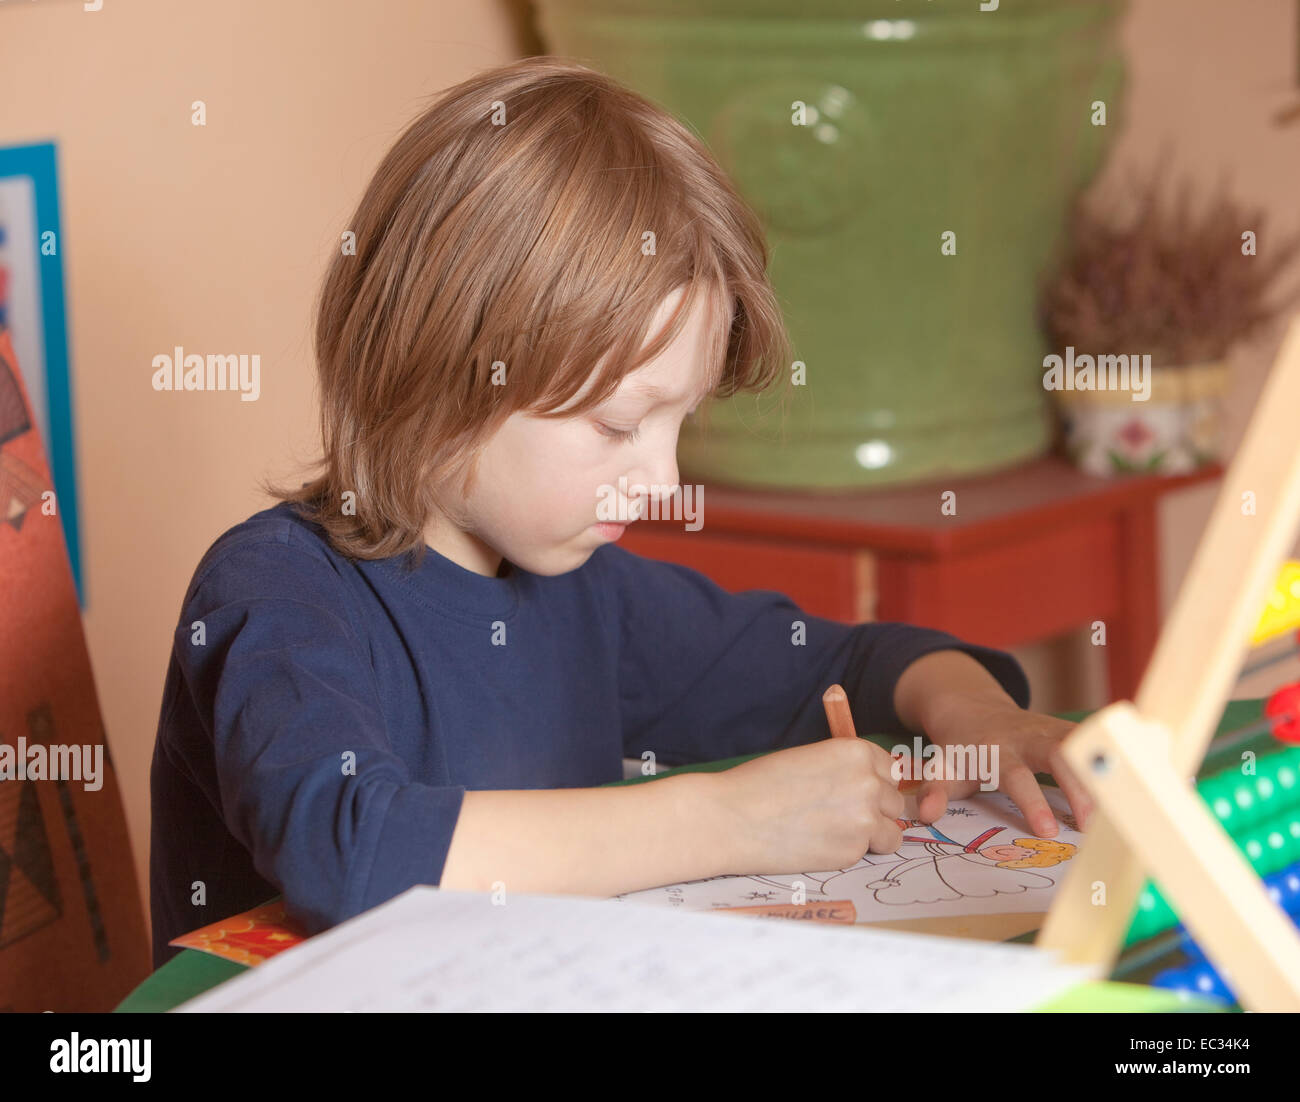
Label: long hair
xmin=266 ymin=55 xmax=792 ymax=562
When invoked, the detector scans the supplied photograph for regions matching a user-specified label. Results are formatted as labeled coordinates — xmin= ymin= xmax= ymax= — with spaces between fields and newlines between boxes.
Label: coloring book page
xmin=610 ymin=787 xmax=1084 ymax=924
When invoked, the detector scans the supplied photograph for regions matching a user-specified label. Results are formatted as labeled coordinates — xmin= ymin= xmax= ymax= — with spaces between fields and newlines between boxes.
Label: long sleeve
xmin=599 ymin=545 xmax=1030 ymax=766
xmin=165 ymin=538 xmax=466 ymax=935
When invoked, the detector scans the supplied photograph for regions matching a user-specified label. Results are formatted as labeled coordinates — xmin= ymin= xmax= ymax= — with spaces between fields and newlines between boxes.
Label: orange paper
xmin=714 ymin=899 xmax=857 ymax=924
xmin=169 ymin=900 xmax=307 ymax=966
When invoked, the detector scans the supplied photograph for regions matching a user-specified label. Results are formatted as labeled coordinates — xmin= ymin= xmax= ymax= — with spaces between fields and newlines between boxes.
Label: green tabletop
xmin=118 ymin=699 xmax=1272 ymax=1012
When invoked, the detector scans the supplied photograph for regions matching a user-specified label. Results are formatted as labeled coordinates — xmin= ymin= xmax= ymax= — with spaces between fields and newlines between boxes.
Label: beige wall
xmin=0 ymin=0 xmax=536 ymax=945
xmin=2 ymin=0 xmax=1297 ymax=948
xmin=1015 ymin=0 xmax=1300 ymax=709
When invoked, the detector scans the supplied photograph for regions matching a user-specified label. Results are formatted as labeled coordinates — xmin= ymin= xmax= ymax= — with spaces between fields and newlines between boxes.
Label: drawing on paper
xmin=610 ymin=788 xmax=1083 ymax=923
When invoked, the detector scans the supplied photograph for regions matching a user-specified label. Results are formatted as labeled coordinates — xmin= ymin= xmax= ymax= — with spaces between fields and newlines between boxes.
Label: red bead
xmin=1265 ymin=683 xmax=1300 ymax=744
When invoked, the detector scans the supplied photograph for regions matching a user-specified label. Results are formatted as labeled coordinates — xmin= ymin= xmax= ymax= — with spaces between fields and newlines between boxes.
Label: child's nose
xmin=629 ymin=451 xmax=680 ymax=509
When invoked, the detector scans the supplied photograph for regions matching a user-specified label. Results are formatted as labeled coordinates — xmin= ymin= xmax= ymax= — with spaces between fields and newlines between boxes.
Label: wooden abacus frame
xmin=1037 ymin=315 xmax=1300 ymax=1010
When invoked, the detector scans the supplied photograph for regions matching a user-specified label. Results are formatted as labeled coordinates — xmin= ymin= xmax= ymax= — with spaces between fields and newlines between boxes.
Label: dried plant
xmin=1039 ymin=164 xmax=1300 ymax=366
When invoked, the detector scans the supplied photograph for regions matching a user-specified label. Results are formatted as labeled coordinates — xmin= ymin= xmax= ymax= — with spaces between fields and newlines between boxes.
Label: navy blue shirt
xmin=149 ymin=501 xmax=1030 ymax=966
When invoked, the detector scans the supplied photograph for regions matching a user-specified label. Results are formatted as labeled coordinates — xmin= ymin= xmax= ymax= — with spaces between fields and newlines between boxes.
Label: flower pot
xmin=534 ymin=0 xmax=1128 ymax=487
xmin=1054 ymin=361 xmax=1228 ymax=477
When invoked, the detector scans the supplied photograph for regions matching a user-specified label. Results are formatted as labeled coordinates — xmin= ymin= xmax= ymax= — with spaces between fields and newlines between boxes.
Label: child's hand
xmin=910 ymin=691 xmax=1095 ymax=838
xmin=714 ymin=736 xmax=905 ymax=874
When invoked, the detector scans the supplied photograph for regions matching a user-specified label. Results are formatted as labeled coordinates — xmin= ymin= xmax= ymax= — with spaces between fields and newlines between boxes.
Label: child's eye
xmin=596 ymin=422 xmax=641 ymax=443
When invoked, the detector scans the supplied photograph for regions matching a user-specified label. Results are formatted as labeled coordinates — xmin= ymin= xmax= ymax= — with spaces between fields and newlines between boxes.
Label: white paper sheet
xmin=175 ymin=883 xmax=1097 ymax=1012
xmin=614 ymin=789 xmax=1084 ymax=924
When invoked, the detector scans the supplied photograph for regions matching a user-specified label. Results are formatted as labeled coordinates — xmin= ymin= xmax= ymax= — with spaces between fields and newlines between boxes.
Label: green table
xmin=118 ymin=700 xmax=1273 ymax=1012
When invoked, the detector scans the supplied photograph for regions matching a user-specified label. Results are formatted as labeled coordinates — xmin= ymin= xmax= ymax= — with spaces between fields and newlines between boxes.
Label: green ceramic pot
xmin=534 ymin=0 xmax=1127 ymax=488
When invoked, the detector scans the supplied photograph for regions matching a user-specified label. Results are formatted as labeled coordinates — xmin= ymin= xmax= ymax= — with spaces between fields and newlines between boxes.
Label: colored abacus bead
xmin=1175 ymin=859 xmax=1300 ymax=963
xmin=1251 ymin=563 xmax=1300 ymax=645
xmin=1274 ymin=866 xmax=1300 ymax=914
xmin=1201 ymin=745 xmax=1300 ymax=836
xmin=1151 ymin=962 xmax=1236 ymax=1005
xmin=1123 ymin=805 xmax=1300 ymax=946
xmin=1265 ymin=683 xmax=1300 ymax=744
xmin=1155 ymin=884 xmax=1300 ymax=1008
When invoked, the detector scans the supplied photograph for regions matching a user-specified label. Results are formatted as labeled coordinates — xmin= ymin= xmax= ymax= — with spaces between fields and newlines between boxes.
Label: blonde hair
xmin=266 ymin=55 xmax=793 ymax=562
xmin=996 ymin=838 xmax=1078 ymax=869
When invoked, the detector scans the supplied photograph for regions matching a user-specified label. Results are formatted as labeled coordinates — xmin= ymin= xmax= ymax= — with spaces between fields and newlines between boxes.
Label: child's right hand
xmin=711 ymin=737 xmax=905 ymax=875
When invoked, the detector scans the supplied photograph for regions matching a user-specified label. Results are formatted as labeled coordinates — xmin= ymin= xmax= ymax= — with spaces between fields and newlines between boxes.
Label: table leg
xmin=1106 ymin=502 xmax=1160 ymax=702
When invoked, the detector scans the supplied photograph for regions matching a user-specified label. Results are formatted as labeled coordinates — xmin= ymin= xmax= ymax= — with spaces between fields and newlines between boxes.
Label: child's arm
xmin=441 ymin=735 xmax=905 ymax=894
xmin=892 ymin=648 xmax=1020 ymax=734
xmin=439 ymin=771 xmax=730 ymax=895
xmin=595 ymin=544 xmax=1030 ymax=768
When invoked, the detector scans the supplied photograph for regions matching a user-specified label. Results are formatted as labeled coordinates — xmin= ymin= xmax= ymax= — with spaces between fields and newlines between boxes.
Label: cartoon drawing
xmin=852 ymin=818 xmax=1075 ymax=906
xmin=612 ymin=791 xmax=1084 ymax=923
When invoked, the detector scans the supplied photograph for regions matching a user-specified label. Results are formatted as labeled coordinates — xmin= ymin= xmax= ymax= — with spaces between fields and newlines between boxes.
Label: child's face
xmin=425 ymin=284 xmax=722 ymax=577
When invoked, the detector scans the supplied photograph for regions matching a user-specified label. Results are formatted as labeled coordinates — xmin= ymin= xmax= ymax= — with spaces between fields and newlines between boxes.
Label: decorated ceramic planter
xmin=1054 ymin=361 xmax=1229 ymax=477
xmin=534 ymin=0 xmax=1128 ymax=487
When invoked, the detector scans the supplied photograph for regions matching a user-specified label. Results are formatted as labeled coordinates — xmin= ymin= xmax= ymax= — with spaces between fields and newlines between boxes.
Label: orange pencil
xmin=821 ymin=684 xmax=858 ymax=739
xmin=822 ymin=683 xmax=921 ymax=793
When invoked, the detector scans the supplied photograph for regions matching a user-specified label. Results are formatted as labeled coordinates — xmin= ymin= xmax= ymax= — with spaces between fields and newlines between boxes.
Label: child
xmin=149 ymin=56 xmax=1089 ymax=969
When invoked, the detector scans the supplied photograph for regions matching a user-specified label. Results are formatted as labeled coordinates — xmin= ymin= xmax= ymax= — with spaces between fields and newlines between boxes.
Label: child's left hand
xmin=909 ymin=691 xmax=1095 ymax=838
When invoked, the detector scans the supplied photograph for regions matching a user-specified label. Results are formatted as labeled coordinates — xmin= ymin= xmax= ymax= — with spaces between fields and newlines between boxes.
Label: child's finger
xmin=999 ymin=765 xmax=1060 ymax=838
xmin=916 ymin=781 xmax=948 ymax=823
xmin=1045 ymin=748 xmax=1095 ymax=831
xmin=870 ymin=815 xmax=904 ymax=855
xmin=879 ymin=780 xmax=905 ymax=820
xmin=915 ymin=776 xmax=980 ymax=823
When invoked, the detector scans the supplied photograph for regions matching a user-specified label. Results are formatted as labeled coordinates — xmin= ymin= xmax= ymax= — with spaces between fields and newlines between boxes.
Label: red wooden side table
xmin=619 ymin=456 xmax=1223 ymax=704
